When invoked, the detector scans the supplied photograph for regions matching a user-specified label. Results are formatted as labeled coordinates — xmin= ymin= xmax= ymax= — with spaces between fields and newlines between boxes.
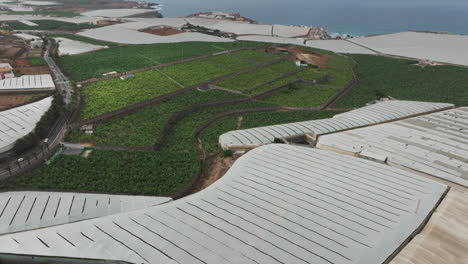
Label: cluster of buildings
xmin=189 ymin=11 xmax=257 ymax=23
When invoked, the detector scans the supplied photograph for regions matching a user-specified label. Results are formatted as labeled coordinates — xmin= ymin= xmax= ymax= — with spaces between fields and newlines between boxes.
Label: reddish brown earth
xmin=266 ymin=46 xmax=330 ymax=68
xmin=15 ymin=58 xmax=50 ymax=75
xmin=191 ymin=153 xmax=235 ymax=193
xmin=0 ymin=94 xmax=47 ymax=110
xmin=142 ymin=27 xmax=184 ymax=36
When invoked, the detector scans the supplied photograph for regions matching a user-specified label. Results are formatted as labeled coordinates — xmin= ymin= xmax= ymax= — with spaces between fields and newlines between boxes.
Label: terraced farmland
xmin=263 ymin=83 xmax=338 ymax=107
xmin=58 ymin=41 xmax=267 ymax=81
xmin=159 ymin=59 xmax=230 ymax=86
xmin=3 ymin=44 xmax=357 ymax=196
xmin=333 ymin=55 xmax=468 ymax=108
xmin=80 ymin=70 xmax=180 ymax=120
xmin=215 ymin=60 xmax=295 ymax=91
xmin=69 ymin=90 xmax=243 ymax=146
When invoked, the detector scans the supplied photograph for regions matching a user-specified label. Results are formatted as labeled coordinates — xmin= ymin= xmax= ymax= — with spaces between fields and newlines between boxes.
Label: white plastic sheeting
xmin=0 ymin=145 xmax=447 ymax=264
xmin=318 ymin=107 xmax=468 ymax=187
xmin=349 ymin=32 xmax=468 ymax=66
xmin=55 ymin=37 xmax=107 ymax=56
xmin=0 ymin=75 xmax=55 ymax=92
xmin=78 ymin=25 xmax=233 ymax=44
xmin=0 ymin=191 xmax=171 ymax=235
xmin=219 ymin=100 xmax=453 ymax=149
xmin=187 ymin=17 xmax=273 ymax=36
xmin=237 ymin=35 xmax=307 ymax=45
xmin=0 ymin=96 xmax=52 ymax=153
xmin=273 ymin=24 xmax=311 ymax=38
xmin=81 ymin=9 xmax=156 ymax=18
xmin=306 ymin=40 xmax=376 ymax=54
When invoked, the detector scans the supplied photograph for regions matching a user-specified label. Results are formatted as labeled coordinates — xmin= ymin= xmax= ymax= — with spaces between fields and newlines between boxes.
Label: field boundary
xmin=322 ymin=58 xmax=359 ymax=109
xmin=77 ymin=47 xmax=260 ymax=85
xmin=171 ymin=106 xmax=281 ymax=199
xmin=72 ymin=58 xmax=286 ymax=129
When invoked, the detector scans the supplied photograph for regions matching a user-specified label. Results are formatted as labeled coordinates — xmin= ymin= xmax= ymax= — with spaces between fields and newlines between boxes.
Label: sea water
xmin=153 ymin=0 xmax=468 ymax=36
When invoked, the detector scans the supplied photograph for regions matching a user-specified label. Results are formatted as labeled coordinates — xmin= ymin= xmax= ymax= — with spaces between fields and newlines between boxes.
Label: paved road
xmin=0 ymin=44 xmax=73 ymax=179
xmin=44 ymin=44 xmax=72 ymax=105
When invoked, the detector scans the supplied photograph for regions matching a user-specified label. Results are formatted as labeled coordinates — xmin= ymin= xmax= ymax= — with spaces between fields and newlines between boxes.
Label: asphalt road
xmin=44 ymin=44 xmax=72 ymax=105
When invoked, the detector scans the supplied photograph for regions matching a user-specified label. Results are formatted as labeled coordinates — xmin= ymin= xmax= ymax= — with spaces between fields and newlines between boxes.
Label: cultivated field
xmin=7 ymin=39 xmax=467 ymax=198
xmin=333 ymin=55 xmax=468 ymax=108
xmin=80 ymin=70 xmax=180 ymax=119
xmin=58 ymin=41 xmax=266 ymax=81
xmin=3 ymin=44 xmax=355 ymax=195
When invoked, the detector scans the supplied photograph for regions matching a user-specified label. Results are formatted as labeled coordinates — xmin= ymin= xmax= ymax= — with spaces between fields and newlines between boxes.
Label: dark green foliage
xmin=6 ymin=98 xmax=275 ymax=195
xmin=45 ymin=33 xmax=119 ymax=47
xmin=334 ymin=55 xmax=468 ymax=107
xmin=13 ymin=95 xmax=64 ymax=153
xmin=0 ymin=20 xmax=96 ymax=31
xmin=273 ymin=138 xmax=284 ymax=143
xmin=221 ymin=149 xmax=233 ymax=157
xmin=68 ymin=89 xmax=243 ymax=146
xmin=57 ymin=41 xmax=267 ymax=81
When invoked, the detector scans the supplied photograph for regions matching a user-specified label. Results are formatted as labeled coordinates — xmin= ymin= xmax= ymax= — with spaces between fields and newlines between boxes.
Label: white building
xmin=0 ymin=74 xmax=55 ymax=93
xmin=0 ymin=96 xmax=53 ymax=154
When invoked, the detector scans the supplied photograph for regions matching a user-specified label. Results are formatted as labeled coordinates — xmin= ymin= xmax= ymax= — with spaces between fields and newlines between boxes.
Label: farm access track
xmin=4 ymin=47 xmax=358 ymax=198
xmin=76 ymin=46 xmax=275 ymax=85
xmin=67 ymin=63 xmax=357 ymax=198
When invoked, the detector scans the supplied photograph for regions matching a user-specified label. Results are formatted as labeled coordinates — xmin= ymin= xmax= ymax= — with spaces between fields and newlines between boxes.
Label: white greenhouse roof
xmin=0 ymin=96 xmax=52 ymax=153
xmin=78 ymin=25 xmax=234 ymax=44
xmin=219 ymin=100 xmax=453 ymax=149
xmin=349 ymin=32 xmax=468 ymax=66
xmin=0 ymin=145 xmax=447 ymax=264
xmin=0 ymin=191 xmax=171 ymax=235
xmin=273 ymin=24 xmax=311 ymax=38
xmin=186 ymin=18 xmax=273 ymax=36
xmin=305 ymin=40 xmax=377 ymax=54
xmin=55 ymin=37 xmax=107 ymax=56
xmin=13 ymin=32 xmax=40 ymax=41
xmin=0 ymin=75 xmax=55 ymax=92
xmin=237 ymin=35 xmax=307 ymax=46
xmin=317 ymin=107 xmax=468 ymax=187
xmin=81 ymin=9 xmax=156 ymax=18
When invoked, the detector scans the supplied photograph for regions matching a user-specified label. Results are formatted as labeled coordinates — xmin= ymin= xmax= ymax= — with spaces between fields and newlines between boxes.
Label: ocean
xmin=152 ymin=0 xmax=468 ymax=36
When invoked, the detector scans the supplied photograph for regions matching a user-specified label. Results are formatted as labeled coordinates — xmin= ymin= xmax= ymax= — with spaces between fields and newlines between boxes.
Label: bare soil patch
xmin=142 ymin=27 xmax=184 ymax=36
xmin=0 ymin=94 xmax=47 ymax=110
xmin=15 ymin=58 xmax=50 ymax=75
xmin=192 ymin=153 xmax=235 ymax=193
xmin=266 ymin=46 xmax=330 ymax=68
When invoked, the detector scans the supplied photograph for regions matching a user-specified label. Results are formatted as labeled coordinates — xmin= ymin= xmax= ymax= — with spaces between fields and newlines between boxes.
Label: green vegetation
xmin=263 ymin=83 xmax=337 ymax=107
xmin=206 ymin=53 xmax=254 ymax=71
xmin=215 ymin=61 xmax=295 ymax=91
xmin=160 ymin=60 xmax=230 ymax=86
xmin=0 ymin=20 xmax=96 ymax=31
xmin=80 ymin=70 xmax=180 ymax=119
xmin=334 ymin=55 xmax=468 ymax=108
xmin=234 ymin=49 xmax=276 ymax=62
xmin=58 ymin=42 xmax=267 ymax=81
xmin=13 ymin=95 xmax=64 ymax=153
xmin=27 ymin=54 xmax=46 ymax=66
xmin=4 ymin=100 xmax=275 ymax=196
xmin=0 ymin=150 xmax=196 ymax=195
xmin=1 ymin=44 xmax=358 ymax=196
xmin=201 ymin=110 xmax=340 ymax=153
xmin=68 ymin=90 xmax=242 ymax=146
